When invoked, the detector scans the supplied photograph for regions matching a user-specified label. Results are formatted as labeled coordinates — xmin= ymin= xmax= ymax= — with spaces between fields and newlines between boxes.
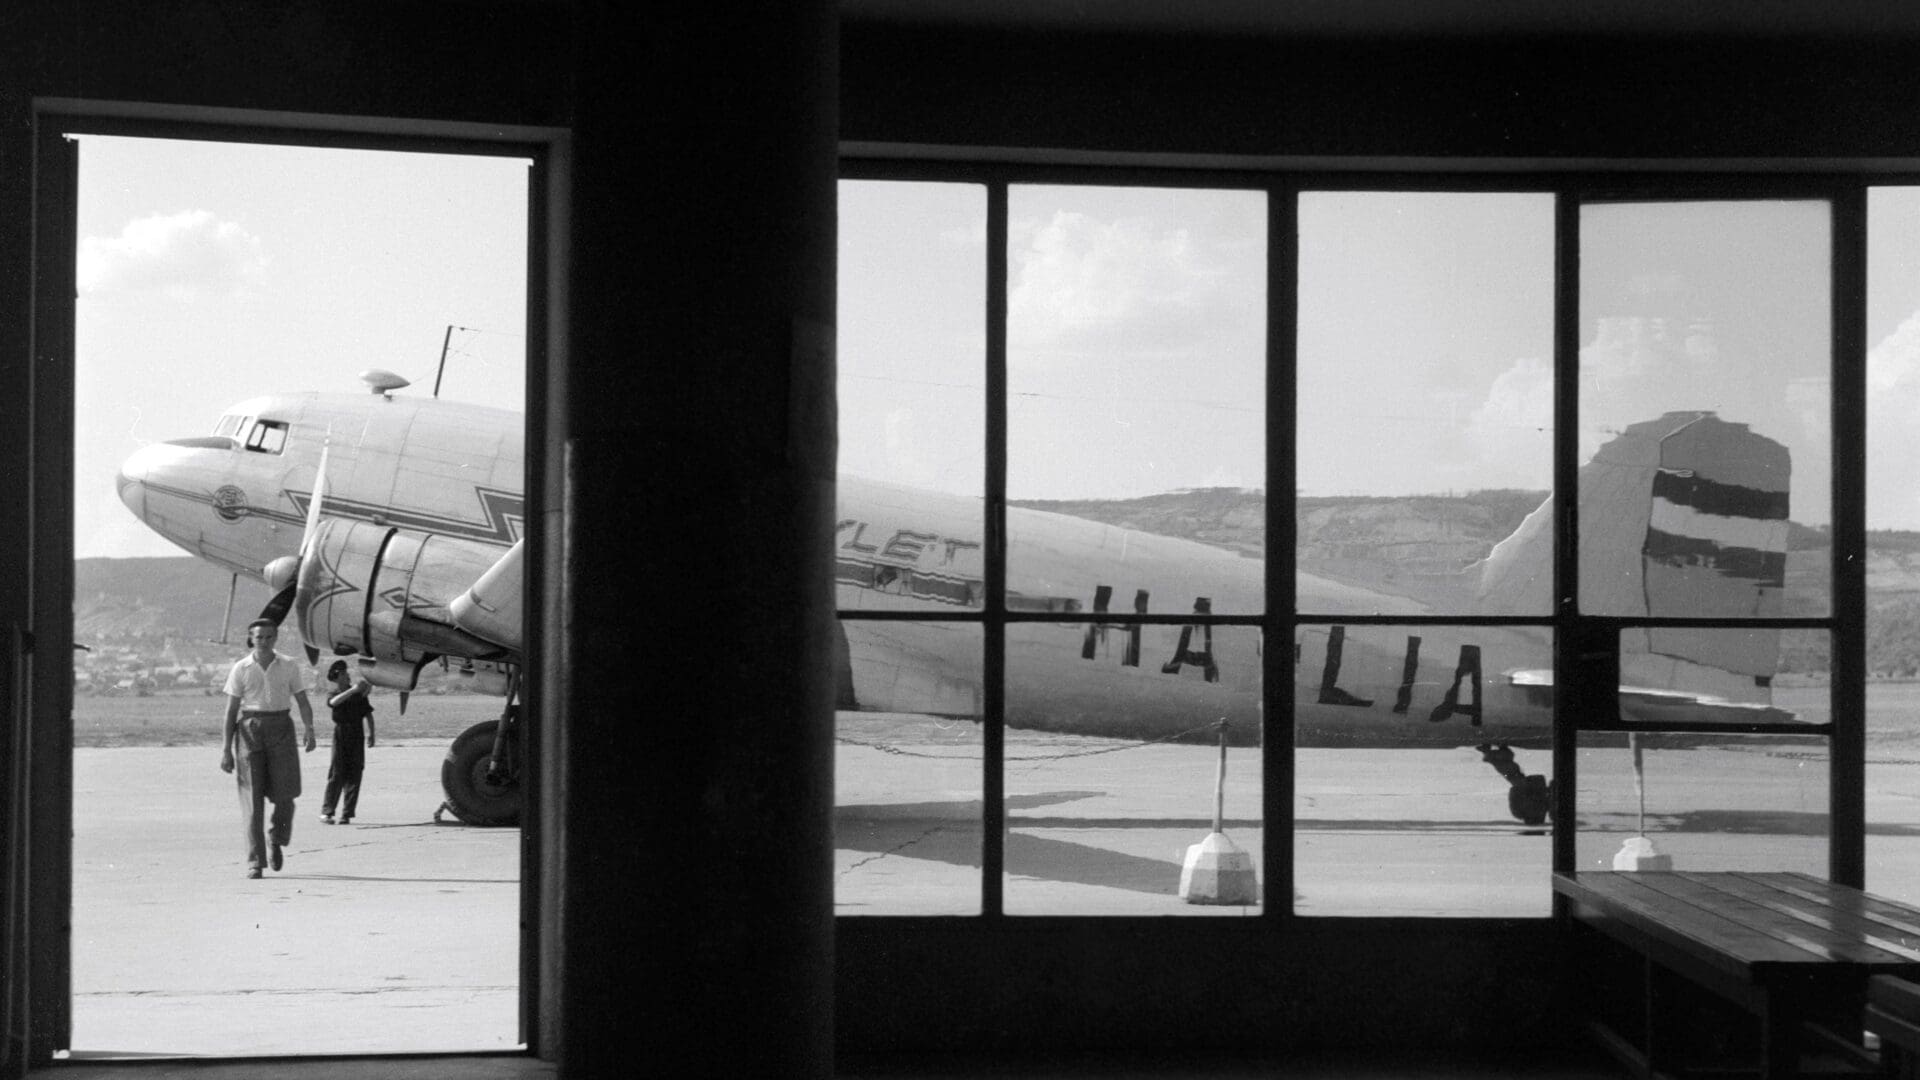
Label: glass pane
xmin=1869 ymin=682 xmax=1920 ymax=903
xmin=1002 ymin=622 xmax=1262 ymax=915
xmin=1007 ymin=185 xmax=1266 ymax=615
xmin=1578 ymin=201 xmax=1829 ymax=617
xmin=1865 ymin=187 xmax=1920 ymax=901
xmin=1295 ymin=624 xmax=1553 ymax=917
xmin=1297 ymin=192 xmax=1555 ymax=616
xmin=1614 ymin=628 xmax=1826 ymax=729
xmin=835 ymin=620 xmax=983 ymax=915
xmin=1574 ymin=734 xmax=1827 ymax=875
xmin=838 ymin=180 xmax=987 ymax=610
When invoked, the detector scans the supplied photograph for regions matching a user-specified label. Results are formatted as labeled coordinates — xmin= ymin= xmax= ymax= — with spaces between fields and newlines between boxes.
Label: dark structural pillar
xmin=552 ymin=5 xmax=838 ymax=1077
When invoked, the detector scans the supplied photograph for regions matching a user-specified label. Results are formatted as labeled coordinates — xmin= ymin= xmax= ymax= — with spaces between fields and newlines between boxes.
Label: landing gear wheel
xmin=441 ymin=719 xmax=521 ymax=826
xmin=1508 ymin=774 xmax=1551 ymax=827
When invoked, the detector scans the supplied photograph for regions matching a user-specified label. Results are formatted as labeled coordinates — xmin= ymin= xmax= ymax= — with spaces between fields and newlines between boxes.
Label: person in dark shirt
xmin=321 ymin=660 xmax=376 ymax=825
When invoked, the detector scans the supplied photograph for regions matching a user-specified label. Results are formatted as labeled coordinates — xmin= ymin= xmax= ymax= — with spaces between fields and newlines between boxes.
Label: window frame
xmin=243 ymin=418 xmax=289 ymax=454
xmin=836 ymin=160 xmax=1873 ymax=920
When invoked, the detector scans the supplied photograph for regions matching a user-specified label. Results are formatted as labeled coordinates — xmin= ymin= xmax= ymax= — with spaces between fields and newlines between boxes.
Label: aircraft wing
xmin=449 ymin=539 xmax=524 ymax=654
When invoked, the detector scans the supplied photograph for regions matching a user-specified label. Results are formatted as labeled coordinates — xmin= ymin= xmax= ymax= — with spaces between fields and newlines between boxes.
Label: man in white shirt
xmin=221 ymin=619 xmax=317 ymax=878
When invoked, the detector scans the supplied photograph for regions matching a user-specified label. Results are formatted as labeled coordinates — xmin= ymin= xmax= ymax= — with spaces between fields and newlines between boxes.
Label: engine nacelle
xmin=297 ymin=518 xmax=515 ymax=667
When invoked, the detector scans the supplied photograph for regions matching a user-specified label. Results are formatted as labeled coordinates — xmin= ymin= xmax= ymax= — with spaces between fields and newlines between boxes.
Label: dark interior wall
xmin=838 ymin=920 xmax=1567 ymax=1054
xmin=557 ymin=5 xmax=839 ymax=1076
xmin=18 ymin=1 xmax=571 ymax=125
xmin=841 ymin=22 xmax=1920 ymax=163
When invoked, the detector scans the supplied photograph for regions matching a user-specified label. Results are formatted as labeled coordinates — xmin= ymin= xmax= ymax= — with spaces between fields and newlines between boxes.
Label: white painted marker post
xmin=1179 ymin=719 xmax=1259 ymax=905
xmin=1612 ymin=732 xmax=1672 ymax=871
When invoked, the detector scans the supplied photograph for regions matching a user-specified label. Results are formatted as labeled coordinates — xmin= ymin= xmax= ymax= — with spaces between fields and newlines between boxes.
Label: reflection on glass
xmin=1578 ymin=201 xmax=1830 ymax=617
xmin=1007 ymin=185 xmax=1266 ymax=615
xmin=1614 ymin=628 xmax=1827 ymax=729
xmin=1297 ymin=192 xmax=1555 ymax=616
xmin=1295 ymin=623 xmax=1552 ymax=918
xmin=838 ymin=181 xmax=987 ymax=610
xmin=1002 ymin=622 xmax=1261 ymax=915
xmin=1574 ymin=735 xmax=1827 ymax=876
xmin=835 ymin=620 xmax=983 ymax=915
xmin=1866 ymin=188 xmax=1920 ymax=903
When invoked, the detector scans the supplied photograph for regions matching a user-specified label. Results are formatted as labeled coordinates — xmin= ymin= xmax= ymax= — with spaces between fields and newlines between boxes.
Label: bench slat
xmin=1701 ymin=872 xmax=1920 ymax=965
xmin=1620 ymin=872 xmax=1874 ymax=966
xmin=1871 ymin=973 xmax=1920 ymax=1026
xmin=1556 ymin=872 xmax=1818 ymax=975
xmin=1748 ymin=872 xmax=1920 ymax=947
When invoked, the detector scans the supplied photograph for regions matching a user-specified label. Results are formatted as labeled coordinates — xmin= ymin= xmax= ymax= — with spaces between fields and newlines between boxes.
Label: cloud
xmin=78 ymin=210 xmax=266 ymax=299
xmin=1008 ymin=211 xmax=1237 ymax=354
xmin=1464 ymin=356 xmax=1555 ymax=481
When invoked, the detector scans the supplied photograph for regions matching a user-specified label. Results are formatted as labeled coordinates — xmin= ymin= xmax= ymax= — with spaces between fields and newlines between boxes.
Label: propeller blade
xmin=292 ymin=522 xmax=326 ymax=665
xmin=288 ymin=439 xmax=331 ymax=664
xmin=298 ymin=443 xmax=330 ymax=559
xmin=257 ymin=582 xmax=297 ymax=627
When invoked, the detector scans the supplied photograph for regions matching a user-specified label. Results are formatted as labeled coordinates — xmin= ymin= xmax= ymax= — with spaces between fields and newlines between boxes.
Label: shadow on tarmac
xmin=837 ymin=818 xmax=1189 ymax=894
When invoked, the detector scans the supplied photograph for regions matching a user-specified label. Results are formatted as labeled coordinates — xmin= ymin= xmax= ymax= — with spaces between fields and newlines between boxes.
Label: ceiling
xmin=840 ymin=0 xmax=1920 ymax=39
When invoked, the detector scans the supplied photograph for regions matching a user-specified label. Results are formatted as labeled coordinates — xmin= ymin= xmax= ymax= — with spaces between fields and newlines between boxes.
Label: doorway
xmin=65 ymin=132 xmax=530 ymax=1058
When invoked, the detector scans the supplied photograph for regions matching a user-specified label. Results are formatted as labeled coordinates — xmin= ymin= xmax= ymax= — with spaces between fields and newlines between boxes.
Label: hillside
xmin=75 ymin=557 xmax=277 ymax=641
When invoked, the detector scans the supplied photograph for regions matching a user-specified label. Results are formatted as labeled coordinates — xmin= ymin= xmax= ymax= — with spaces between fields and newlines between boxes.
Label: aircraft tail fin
xmin=1476 ymin=411 xmax=1791 ymax=692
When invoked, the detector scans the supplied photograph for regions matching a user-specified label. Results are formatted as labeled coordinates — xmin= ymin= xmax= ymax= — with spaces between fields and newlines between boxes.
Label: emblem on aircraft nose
xmin=212 ymin=485 xmax=250 ymax=522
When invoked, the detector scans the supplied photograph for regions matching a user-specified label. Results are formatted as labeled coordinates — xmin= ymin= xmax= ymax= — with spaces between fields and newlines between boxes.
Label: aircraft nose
xmin=116 ymin=444 xmax=160 ymax=520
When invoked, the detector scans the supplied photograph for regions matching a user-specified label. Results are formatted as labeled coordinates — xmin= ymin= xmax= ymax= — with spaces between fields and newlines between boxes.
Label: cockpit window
xmin=212 ymin=414 xmax=247 ymax=438
xmin=243 ymin=419 xmax=288 ymax=454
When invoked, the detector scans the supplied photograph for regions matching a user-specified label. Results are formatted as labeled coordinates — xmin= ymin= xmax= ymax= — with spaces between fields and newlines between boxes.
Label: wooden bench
xmin=1868 ymin=974 xmax=1920 ymax=1078
xmin=1554 ymin=870 xmax=1920 ymax=1080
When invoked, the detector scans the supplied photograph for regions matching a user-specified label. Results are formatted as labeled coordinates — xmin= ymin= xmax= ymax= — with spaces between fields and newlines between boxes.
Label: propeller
xmin=253 ymin=441 xmax=330 ymax=665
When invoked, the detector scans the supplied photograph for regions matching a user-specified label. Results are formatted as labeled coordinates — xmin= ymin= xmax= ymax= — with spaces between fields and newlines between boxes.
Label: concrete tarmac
xmin=66 ymin=715 xmax=1920 ymax=1058
xmin=71 ymin=742 xmax=521 ymax=1059
xmin=836 ymin=716 xmax=1920 ymax=918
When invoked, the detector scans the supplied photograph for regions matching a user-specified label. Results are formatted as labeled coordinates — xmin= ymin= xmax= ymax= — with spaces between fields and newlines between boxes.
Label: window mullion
xmin=1831 ymin=184 xmax=1868 ymax=888
xmin=1265 ymin=184 xmax=1298 ymax=916
xmin=1551 ymin=189 xmax=1582 ymax=879
xmin=982 ymin=181 xmax=1009 ymax=917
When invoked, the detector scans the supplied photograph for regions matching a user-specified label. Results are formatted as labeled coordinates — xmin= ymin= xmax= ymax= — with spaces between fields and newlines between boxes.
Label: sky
xmin=73 ymin=135 xmax=529 ymax=558
xmin=842 ymin=181 xmax=1920 ymax=530
xmin=71 ymin=149 xmax=1920 ymax=559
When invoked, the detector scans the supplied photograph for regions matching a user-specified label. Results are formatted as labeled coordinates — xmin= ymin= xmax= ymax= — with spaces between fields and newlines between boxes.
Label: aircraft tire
xmin=1508 ymin=774 xmax=1551 ymax=827
xmin=442 ymin=720 xmax=522 ymax=827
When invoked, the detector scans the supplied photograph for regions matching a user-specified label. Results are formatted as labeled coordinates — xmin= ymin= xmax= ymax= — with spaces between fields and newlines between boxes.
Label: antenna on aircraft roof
xmin=433 ymin=324 xmax=476 ymax=399
xmin=360 ymin=369 xmax=411 ymax=398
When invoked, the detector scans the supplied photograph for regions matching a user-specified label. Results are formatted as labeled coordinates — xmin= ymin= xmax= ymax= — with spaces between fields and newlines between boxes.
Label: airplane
xmin=837 ymin=408 xmax=1795 ymax=825
xmin=116 ymin=370 xmax=1797 ymax=827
